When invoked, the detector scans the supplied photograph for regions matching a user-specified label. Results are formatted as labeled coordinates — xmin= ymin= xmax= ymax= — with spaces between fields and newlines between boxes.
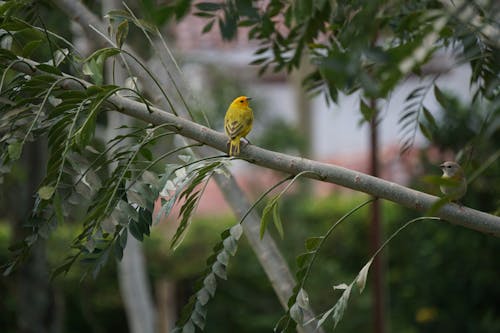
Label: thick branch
xmin=11 ymin=59 xmax=500 ymax=237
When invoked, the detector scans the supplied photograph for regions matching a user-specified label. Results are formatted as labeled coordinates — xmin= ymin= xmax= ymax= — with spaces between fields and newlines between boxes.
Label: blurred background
xmin=1 ymin=1 xmax=499 ymax=333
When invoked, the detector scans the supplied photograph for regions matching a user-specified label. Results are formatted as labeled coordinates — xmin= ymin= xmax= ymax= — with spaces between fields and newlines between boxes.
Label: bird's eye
xmin=240 ymin=100 xmax=244 ymax=103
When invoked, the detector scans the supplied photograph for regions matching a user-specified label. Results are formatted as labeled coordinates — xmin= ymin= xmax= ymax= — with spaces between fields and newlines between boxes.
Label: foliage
xmin=0 ymin=6 xmax=224 ymax=281
xmin=1 ymin=1 xmax=499 ymax=332
xmin=194 ymin=0 xmax=500 ymax=153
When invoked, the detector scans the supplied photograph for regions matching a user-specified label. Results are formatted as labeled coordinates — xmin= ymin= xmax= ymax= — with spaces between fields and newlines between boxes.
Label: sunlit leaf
xmin=355 ymin=258 xmax=373 ymax=293
xmin=7 ymin=141 xmax=22 ymax=160
xmin=38 ymin=185 xmax=55 ymax=200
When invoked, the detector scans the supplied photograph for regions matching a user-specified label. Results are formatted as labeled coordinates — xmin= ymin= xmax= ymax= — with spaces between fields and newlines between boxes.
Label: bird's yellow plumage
xmin=224 ymin=96 xmax=253 ymax=156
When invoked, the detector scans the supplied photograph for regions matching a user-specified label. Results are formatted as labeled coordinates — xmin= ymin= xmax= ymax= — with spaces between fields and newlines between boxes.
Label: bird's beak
xmin=246 ymin=97 xmax=252 ymax=101
xmin=439 ymin=163 xmax=445 ymax=169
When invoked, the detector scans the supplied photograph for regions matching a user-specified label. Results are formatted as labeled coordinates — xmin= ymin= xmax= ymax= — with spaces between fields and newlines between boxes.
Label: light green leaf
xmin=116 ymin=20 xmax=129 ymax=48
xmin=229 ymin=223 xmax=243 ymax=240
xmin=38 ymin=185 xmax=55 ymax=200
xmin=212 ymin=261 xmax=227 ymax=280
xmin=296 ymin=288 xmax=310 ymax=309
xmin=7 ymin=141 xmax=22 ymax=160
xmin=272 ymin=202 xmax=284 ymax=239
xmin=317 ymin=306 xmax=335 ymax=328
xmin=216 ymin=250 xmax=230 ymax=265
xmin=127 ymin=189 xmax=146 ymax=208
xmin=197 ymin=288 xmax=210 ymax=306
xmin=355 ymin=258 xmax=373 ymax=293
xmin=332 ymin=283 xmax=353 ymax=328
xmin=222 ymin=236 xmax=237 ymax=256
xmin=289 ymin=303 xmax=304 ymax=324
xmin=203 ymin=273 xmax=217 ymax=296
xmin=182 ymin=320 xmax=195 ymax=333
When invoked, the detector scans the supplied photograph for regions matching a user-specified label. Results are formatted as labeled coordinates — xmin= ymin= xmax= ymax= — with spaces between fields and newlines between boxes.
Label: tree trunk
xmin=12 ymin=141 xmax=53 ymax=333
xmin=369 ymin=100 xmax=385 ymax=333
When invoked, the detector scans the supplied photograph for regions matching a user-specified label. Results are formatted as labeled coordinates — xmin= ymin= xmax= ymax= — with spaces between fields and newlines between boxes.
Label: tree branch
xmin=11 ymin=58 xmax=500 ymax=237
xmin=31 ymin=2 xmax=324 ymax=330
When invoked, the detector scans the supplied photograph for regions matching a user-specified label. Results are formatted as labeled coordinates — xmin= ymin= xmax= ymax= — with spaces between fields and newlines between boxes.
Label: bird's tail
xmin=229 ymin=138 xmax=240 ymax=156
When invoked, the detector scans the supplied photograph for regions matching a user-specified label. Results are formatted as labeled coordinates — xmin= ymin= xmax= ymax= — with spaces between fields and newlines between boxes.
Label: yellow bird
xmin=224 ymin=96 xmax=253 ymax=156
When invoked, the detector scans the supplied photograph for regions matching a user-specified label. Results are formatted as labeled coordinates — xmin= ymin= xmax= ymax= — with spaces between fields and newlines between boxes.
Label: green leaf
xmin=296 ymin=252 xmax=313 ymax=268
xmin=216 ymin=250 xmax=230 ymax=265
xmin=332 ymin=283 xmax=353 ymax=328
xmin=36 ymin=63 xmax=62 ymax=75
xmin=289 ymin=303 xmax=304 ymax=324
xmin=38 ymin=185 xmax=55 ymax=200
xmin=250 ymin=57 xmax=268 ymax=65
xmin=106 ymin=9 xmax=133 ymax=21
xmin=201 ymin=20 xmax=215 ymax=33
xmin=51 ymin=261 xmax=73 ymax=279
xmin=182 ymin=320 xmax=195 ymax=333
xmin=229 ymin=223 xmax=243 ymax=240
xmin=360 ymin=99 xmax=375 ymax=122
xmin=355 ymin=258 xmax=372 ymax=293
xmin=7 ymin=141 xmax=22 ymax=160
xmin=82 ymin=59 xmax=102 ymax=85
xmin=260 ymin=196 xmax=277 ymax=238
xmin=419 ymin=122 xmax=433 ymax=141
xmin=272 ymin=203 xmax=284 ymax=239
xmin=75 ymin=111 xmax=98 ymax=148
xmin=203 ymin=273 xmax=217 ymax=296
xmin=128 ymin=220 xmax=143 ymax=241
xmin=195 ymin=2 xmax=222 ymax=11
xmin=317 ymin=306 xmax=335 ymax=328
xmin=135 ymin=19 xmax=157 ymax=33
xmin=212 ymin=261 xmax=227 ymax=279
xmin=116 ymin=20 xmax=129 ymax=48
xmin=120 ymin=228 xmax=128 ymax=248
xmin=422 ymin=106 xmax=437 ymax=129
xmin=22 ymin=39 xmax=42 ymax=57
xmin=222 ymin=235 xmax=237 ymax=256
xmin=114 ymin=239 xmax=124 ymax=260
xmin=296 ymin=288 xmax=309 ymax=309
xmin=434 ymin=85 xmax=447 ymax=109
xmin=305 ymin=236 xmax=323 ymax=251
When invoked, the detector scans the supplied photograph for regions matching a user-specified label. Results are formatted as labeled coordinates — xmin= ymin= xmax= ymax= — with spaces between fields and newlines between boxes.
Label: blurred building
xmin=162 ymin=8 xmax=473 ymax=216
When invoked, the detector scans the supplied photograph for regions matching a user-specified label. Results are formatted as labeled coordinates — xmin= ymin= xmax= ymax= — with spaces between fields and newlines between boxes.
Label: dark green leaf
xmin=195 ymin=2 xmax=222 ymax=11
xmin=434 ymin=85 xmax=447 ymax=109
xmin=114 ymin=239 xmax=124 ymax=260
xmin=296 ymin=252 xmax=313 ymax=268
xmin=22 ymin=39 xmax=42 ymax=57
xmin=419 ymin=122 xmax=433 ymax=140
xmin=360 ymin=99 xmax=375 ymax=122
xmin=36 ymin=63 xmax=62 ymax=75
xmin=305 ymin=236 xmax=323 ymax=251
xmin=201 ymin=19 xmax=215 ymax=33
xmin=422 ymin=106 xmax=437 ymax=129
xmin=128 ymin=220 xmax=143 ymax=241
